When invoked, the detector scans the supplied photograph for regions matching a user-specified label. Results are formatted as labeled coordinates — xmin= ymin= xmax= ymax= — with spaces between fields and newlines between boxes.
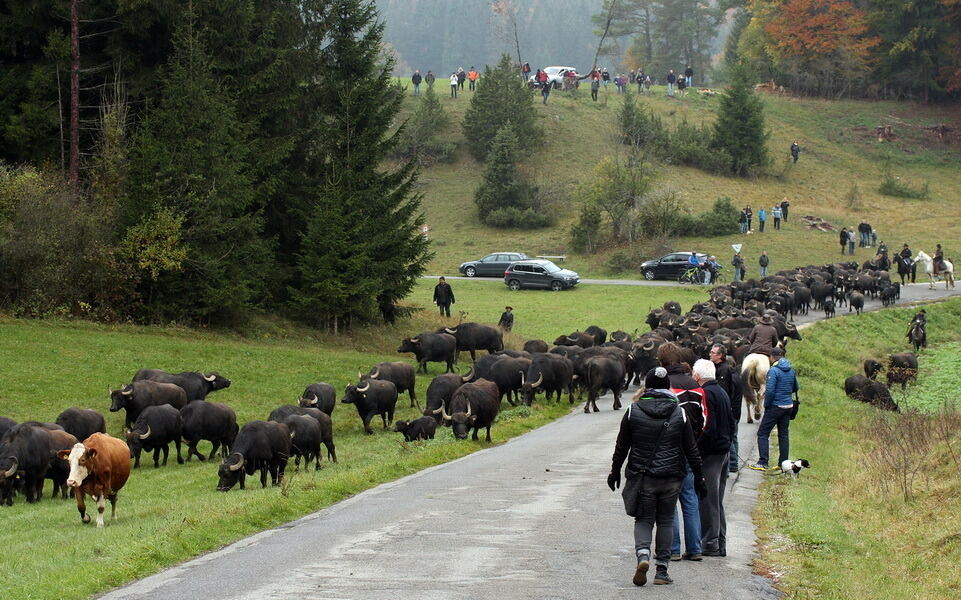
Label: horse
xmin=739 ymin=353 xmax=770 ymax=424
xmin=894 ymin=254 xmax=916 ymax=285
xmin=908 ymin=321 xmax=926 ymax=352
xmin=913 ymin=251 xmax=955 ymax=290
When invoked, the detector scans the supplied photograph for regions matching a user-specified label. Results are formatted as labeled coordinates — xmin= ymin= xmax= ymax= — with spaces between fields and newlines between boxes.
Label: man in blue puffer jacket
xmin=749 ymin=347 xmax=798 ymax=471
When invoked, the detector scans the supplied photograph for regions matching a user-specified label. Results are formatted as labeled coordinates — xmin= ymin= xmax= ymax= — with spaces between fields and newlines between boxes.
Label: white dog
xmin=780 ymin=459 xmax=810 ymax=478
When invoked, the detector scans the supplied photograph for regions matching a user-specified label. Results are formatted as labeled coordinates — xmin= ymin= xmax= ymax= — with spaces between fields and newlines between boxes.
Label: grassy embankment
xmin=400 ymin=82 xmax=961 ymax=279
xmin=0 ymin=280 xmax=702 ymax=600
xmin=753 ymin=297 xmax=961 ymax=599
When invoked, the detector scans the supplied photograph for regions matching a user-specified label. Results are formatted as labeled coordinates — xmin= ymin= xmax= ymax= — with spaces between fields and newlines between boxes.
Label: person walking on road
xmin=759 ymin=251 xmax=769 ymax=278
xmin=692 ymin=359 xmax=734 ymax=557
xmin=750 ymin=347 xmax=798 ymax=471
xmin=609 ymin=366 xmax=707 ymax=587
xmin=433 ymin=276 xmax=455 ymax=317
xmin=498 ymin=306 xmax=514 ymax=333
xmin=710 ymin=344 xmax=742 ymax=474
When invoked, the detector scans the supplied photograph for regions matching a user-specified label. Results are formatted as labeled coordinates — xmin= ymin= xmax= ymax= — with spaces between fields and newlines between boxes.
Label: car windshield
xmin=542 ymin=262 xmax=562 ymax=273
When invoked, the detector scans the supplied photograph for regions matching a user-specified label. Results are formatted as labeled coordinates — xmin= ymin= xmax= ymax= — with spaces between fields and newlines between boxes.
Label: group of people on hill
xmin=740 ymin=200 xmax=790 ymax=235
xmin=410 ymin=67 xmax=479 ymax=98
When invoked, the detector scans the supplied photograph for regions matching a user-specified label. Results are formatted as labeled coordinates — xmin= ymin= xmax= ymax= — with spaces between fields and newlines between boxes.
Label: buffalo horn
xmin=641 ymin=340 xmax=655 ymax=351
xmin=139 ymin=426 xmax=151 ymax=440
xmin=2 ymin=459 xmax=18 ymax=478
xmin=440 ymin=404 xmax=451 ymax=422
xmin=445 ymin=327 xmax=458 ymax=334
xmin=520 ymin=371 xmax=525 ymax=384
xmin=461 ymin=368 xmax=473 ymax=382
xmin=306 ymin=394 xmax=318 ymax=406
xmin=204 ymin=374 xmax=216 ymax=382
xmin=121 ymin=386 xmax=133 ymax=396
xmin=357 ymin=381 xmax=370 ymax=393
xmin=466 ymin=401 xmax=471 ymax=418
xmin=410 ymin=337 xmax=419 ymax=343
xmin=357 ymin=371 xmax=363 ymax=380
xmin=530 ymin=373 xmax=543 ymax=389
xmin=567 ymin=335 xmax=577 ymax=342
xmin=371 ymin=367 xmax=380 ymax=379
xmin=228 ymin=455 xmax=245 ymax=472
xmin=432 ymin=404 xmax=445 ymax=415
xmin=290 ymin=432 xmax=296 ymax=440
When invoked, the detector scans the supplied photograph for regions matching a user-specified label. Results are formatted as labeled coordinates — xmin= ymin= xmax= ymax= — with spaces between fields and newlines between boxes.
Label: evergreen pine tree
xmin=474 ymin=124 xmax=548 ymax=228
xmin=463 ymin=54 xmax=541 ymax=161
xmin=125 ymin=17 xmax=268 ymax=324
xmin=395 ymin=84 xmax=452 ymax=164
xmin=711 ymin=62 xmax=769 ymax=176
xmin=289 ymin=0 xmax=431 ymax=329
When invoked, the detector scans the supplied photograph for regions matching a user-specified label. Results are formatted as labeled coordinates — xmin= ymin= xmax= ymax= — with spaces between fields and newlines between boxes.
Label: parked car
xmin=504 ymin=260 xmax=579 ymax=291
xmin=528 ymin=66 xmax=579 ymax=89
xmin=459 ymin=252 xmax=529 ymax=277
xmin=639 ymin=252 xmax=708 ymax=281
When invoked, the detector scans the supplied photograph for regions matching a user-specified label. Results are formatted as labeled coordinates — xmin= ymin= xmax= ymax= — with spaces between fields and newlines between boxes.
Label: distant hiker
xmin=666 ymin=70 xmax=676 ymax=96
xmin=759 ymin=251 xmax=770 ymax=277
xmin=750 ymin=347 xmax=799 ymax=472
xmin=467 ymin=67 xmax=479 ymax=91
xmin=684 ymin=65 xmax=694 ymax=87
xmin=677 ymin=75 xmax=687 ymax=96
xmin=425 ymin=70 xmax=435 ymax=89
xmin=498 ymin=306 xmax=514 ymax=333
xmin=758 ymin=207 xmax=767 ymax=233
xmin=780 ymin=198 xmax=790 ymax=222
xmin=771 ymin=204 xmax=782 ymax=230
xmin=411 ymin=70 xmax=422 ymax=96
xmin=602 ymin=68 xmax=610 ymax=86
xmin=591 ymin=77 xmax=600 ymax=102
xmin=449 ymin=73 xmax=458 ymax=98
xmin=457 ymin=67 xmax=466 ymax=90
xmin=790 ymin=141 xmax=800 ymax=163
xmin=731 ymin=252 xmax=745 ymax=282
xmin=608 ymin=366 xmax=707 ymax=587
xmin=433 ymin=277 xmax=455 ymax=317
xmin=541 ymin=79 xmax=551 ymax=104
xmin=839 ymin=228 xmax=849 ymax=255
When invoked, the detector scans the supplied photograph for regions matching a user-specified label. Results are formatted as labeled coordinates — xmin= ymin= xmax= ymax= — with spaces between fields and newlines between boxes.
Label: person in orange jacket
xmin=467 ymin=67 xmax=479 ymax=91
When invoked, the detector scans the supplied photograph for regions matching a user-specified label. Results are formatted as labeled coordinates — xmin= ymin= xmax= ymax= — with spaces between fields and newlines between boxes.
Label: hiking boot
xmin=653 ymin=566 xmax=673 ymax=585
xmin=633 ymin=553 xmax=650 ymax=586
xmin=749 ymin=462 xmax=768 ymax=471
xmin=682 ymin=552 xmax=703 ymax=561
xmin=670 ymin=553 xmax=682 ymax=561
xmin=702 ymin=548 xmax=725 ymax=557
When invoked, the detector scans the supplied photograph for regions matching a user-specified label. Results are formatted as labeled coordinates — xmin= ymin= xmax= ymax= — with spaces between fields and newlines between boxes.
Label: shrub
xmin=570 ymin=203 xmax=603 ymax=254
xmin=483 ymin=207 xmax=552 ymax=229
xmin=394 ymin=86 xmax=454 ymax=165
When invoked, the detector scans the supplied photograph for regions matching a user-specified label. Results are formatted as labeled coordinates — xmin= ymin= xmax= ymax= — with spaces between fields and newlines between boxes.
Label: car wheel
xmin=643 ymin=270 xmax=655 ymax=281
xmin=508 ymin=279 xmax=522 ymax=291
xmin=550 ymin=281 xmax=563 ymax=291
xmin=465 ymin=266 xmax=476 ymax=278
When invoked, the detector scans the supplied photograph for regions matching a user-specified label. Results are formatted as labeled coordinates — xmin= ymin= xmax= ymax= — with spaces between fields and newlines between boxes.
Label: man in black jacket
xmin=692 ymin=359 xmax=735 ymax=556
xmin=609 ymin=367 xmax=706 ymax=587
xmin=432 ymin=277 xmax=455 ymax=317
xmin=710 ymin=344 xmax=742 ymax=473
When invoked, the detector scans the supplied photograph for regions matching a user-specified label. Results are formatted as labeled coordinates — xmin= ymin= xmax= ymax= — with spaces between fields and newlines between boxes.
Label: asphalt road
xmin=98 ymin=282 xmax=960 ymax=600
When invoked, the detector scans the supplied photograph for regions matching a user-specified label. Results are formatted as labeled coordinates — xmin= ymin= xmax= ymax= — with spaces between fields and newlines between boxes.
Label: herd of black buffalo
xmin=0 ymin=261 xmax=921 ymax=522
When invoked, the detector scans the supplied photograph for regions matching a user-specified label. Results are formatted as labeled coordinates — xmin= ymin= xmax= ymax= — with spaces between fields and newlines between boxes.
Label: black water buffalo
xmin=393 ymin=417 xmax=438 ymax=441
xmin=342 ymin=380 xmax=399 ymax=434
xmin=843 ymin=375 xmax=871 ymax=400
xmin=581 ymin=356 xmax=627 ymax=413
xmin=863 ymin=359 xmax=884 ymax=380
xmin=271 ymin=406 xmax=336 ymax=463
xmin=466 ymin=353 xmax=506 ymax=382
xmin=362 ymin=362 xmax=417 ymax=408
xmin=489 ymin=356 xmax=532 ymax=406
xmin=585 ymin=325 xmax=608 ymax=345
xmin=439 ymin=322 xmax=504 ymax=360
xmin=0 ymin=424 xmax=52 ymax=505
xmin=0 ymin=417 xmax=17 ymax=440
xmin=522 ymin=353 xmax=574 ymax=405
xmin=45 ymin=429 xmax=79 ymax=499
xmin=442 ymin=379 xmax=499 ymax=441
xmin=847 ymin=292 xmax=865 ymax=315
xmin=523 ymin=339 xmax=549 ymax=354
xmin=886 ymin=353 xmax=919 ymax=390
xmin=55 ymin=408 xmax=106 ymax=443
xmin=181 ymin=401 xmax=238 ymax=462
xmin=133 ymin=369 xmax=231 ymax=402
xmin=610 ymin=330 xmax=633 ymax=342
xmin=549 ymin=345 xmax=584 ymax=360
xmin=861 ymin=381 xmax=899 ymax=411
xmin=284 ymin=414 xmax=323 ymax=471
xmin=297 ymin=383 xmax=336 ymax=416
xmin=110 ymin=380 xmax=188 ymax=428
xmin=125 ymin=404 xmax=184 ymax=469
xmin=398 ymin=332 xmax=457 ymax=373
xmin=823 ymin=298 xmax=836 ymax=318
xmin=425 ymin=373 xmax=468 ymax=423
xmin=553 ymin=332 xmax=594 ymax=349
xmin=217 ymin=420 xmax=290 ymax=492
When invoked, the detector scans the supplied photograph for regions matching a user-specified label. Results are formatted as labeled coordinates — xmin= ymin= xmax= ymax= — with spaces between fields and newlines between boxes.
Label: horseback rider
xmin=747 ymin=315 xmax=780 ymax=362
xmin=934 ymin=244 xmax=946 ymax=276
xmin=898 ymin=243 xmax=916 ymax=283
xmin=906 ymin=309 xmax=927 ymax=348
xmin=876 ymin=241 xmax=887 ymax=256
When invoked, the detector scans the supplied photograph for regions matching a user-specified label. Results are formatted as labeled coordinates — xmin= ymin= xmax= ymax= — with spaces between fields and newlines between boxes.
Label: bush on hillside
xmin=570 ymin=203 xmax=603 ymax=254
xmin=394 ymin=85 xmax=455 ymax=165
xmin=474 ymin=125 xmax=550 ymax=228
xmin=878 ymin=154 xmax=929 ymax=199
xmin=654 ymin=119 xmax=731 ymax=175
xmin=619 ymin=91 xmax=663 ymax=148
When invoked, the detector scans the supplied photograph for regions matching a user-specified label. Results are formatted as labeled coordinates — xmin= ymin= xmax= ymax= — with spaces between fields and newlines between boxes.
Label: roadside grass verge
xmin=753 ymin=297 xmax=961 ymax=599
xmin=0 ymin=280 xmax=698 ymax=600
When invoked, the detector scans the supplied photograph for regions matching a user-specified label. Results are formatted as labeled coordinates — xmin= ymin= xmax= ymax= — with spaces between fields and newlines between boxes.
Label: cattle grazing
xmin=393 ymin=417 xmax=438 ymax=441
xmin=283 ymin=415 xmax=323 ymax=471
xmin=109 ymin=380 xmax=188 ymax=428
xmin=0 ymin=416 xmax=15 ymax=440
xmin=441 ymin=379 xmax=500 ymax=441
xmin=397 ymin=332 xmax=457 ymax=373
xmin=45 ymin=429 xmax=79 ymax=499
xmin=362 ymin=361 xmax=417 ymax=408
xmin=298 ymin=383 xmax=336 ymax=416
xmin=125 ymin=404 xmax=184 ymax=468
xmin=886 ymin=353 xmax=919 ymax=390
xmin=132 ymin=369 xmax=231 ymax=402
xmin=610 ymin=330 xmax=633 ymax=342
xmin=181 ymin=401 xmax=238 ymax=462
xmin=861 ymin=381 xmax=899 ymax=411
xmin=59 ymin=433 xmax=131 ymax=527
xmin=22 ymin=420 xmax=64 ymax=431
xmin=216 ymin=421 xmax=290 ymax=492
xmin=425 ymin=373 xmax=468 ymax=423
xmin=489 ymin=356 xmax=533 ymax=406
xmin=581 ymin=356 xmax=627 ymax=413
xmin=553 ymin=331 xmax=595 ymax=349
xmin=823 ymin=299 xmax=836 ymax=319
xmin=847 ymin=292 xmax=865 ymax=315
xmin=523 ymin=339 xmax=549 ymax=354
xmin=521 ymin=353 xmax=574 ymax=405
xmin=55 ymin=408 xmax=106 ymax=443
xmin=863 ymin=359 xmax=884 ymax=380
xmin=342 ymin=380 xmax=399 ymax=434
xmin=0 ymin=424 xmax=52 ymax=505
xmin=585 ymin=325 xmax=608 ymax=345
xmin=663 ymin=301 xmax=682 ymax=315
xmin=270 ymin=406 xmax=336 ymax=463
xmin=440 ymin=322 xmax=504 ymax=361
xmin=843 ymin=375 xmax=871 ymax=400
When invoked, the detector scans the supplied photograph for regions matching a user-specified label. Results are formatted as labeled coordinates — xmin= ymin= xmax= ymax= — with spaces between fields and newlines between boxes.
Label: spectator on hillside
xmin=692 ymin=359 xmax=733 ymax=557
xmin=758 ymin=207 xmax=767 ymax=233
xmin=591 ymin=77 xmax=600 ymax=102
xmin=498 ymin=306 xmax=514 ymax=333
xmin=644 ymin=74 xmax=653 ymax=91
xmin=750 ymin=347 xmax=799 ymax=472
xmin=772 ymin=204 xmax=782 ymax=230
xmin=467 ymin=67 xmax=479 ymax=91
xmin=684 ymin=65 xmax=694 ymax=87
xmin=745 ymin=205 xmax=753 ymax=232
xmin=739 ymin=209 xmax=748 ymax=234
xmin=615 ymin=73 xmax=623 ymax=93
xmin=732 ymin=252 xmax=745 ymax=282
xmin=457 ymin=67 xmax=466 ymax=90
xmin=839 ymin=228 xmax=849 ymax=255
xmin=666 ymin=69 xmax=676 ymax=96
xmin=411 ymin=70 xmax=422 ymax=96
xmin=522 ymin=62 xmax=531 ymax=80
xmin=677 ymin=75 xmax=687 ymax=96
xmin=449 ymin=73 xmax=458 ymax=98
xmin=637 ymin=70 xmax=646 ymax=93
xmin=780 ymin=198 xmax=790 ymax=222
xmin=847 ymin=228 xmax=856 ymax=255
xmin=759 ymin=251 xmax=770 ymax=277
xmin=602 ymin=68 xmax=611 ymax=86
xmin=425 ymin=70 xmax=435 ymax=89
xmin=790 ymin=141 xmax=800 ymax=163
xmin=858 ymin=222 xmax=871 ymax=248
xmin=541 ymin=79 xmax=551 ymax=104
xmin=433 ymin=276 xmax=455 ymax=317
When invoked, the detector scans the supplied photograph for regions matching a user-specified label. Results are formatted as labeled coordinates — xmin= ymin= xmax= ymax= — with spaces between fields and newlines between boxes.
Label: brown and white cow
xmin=57 ymin=433 xmax=131 ymax=528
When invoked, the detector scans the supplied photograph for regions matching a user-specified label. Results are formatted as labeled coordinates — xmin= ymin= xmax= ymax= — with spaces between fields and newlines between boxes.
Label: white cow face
xmin=59 ymin=443 xmax=96 ymax=487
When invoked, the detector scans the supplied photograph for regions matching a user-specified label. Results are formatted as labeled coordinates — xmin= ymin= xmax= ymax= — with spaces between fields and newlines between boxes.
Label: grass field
xmin=0 ymin=280 xmax=701 ymax=600
xmin=752 ymin=297 xmax=961 ymax=599
xmin=399 ymin=81 xmax=961 ymax=279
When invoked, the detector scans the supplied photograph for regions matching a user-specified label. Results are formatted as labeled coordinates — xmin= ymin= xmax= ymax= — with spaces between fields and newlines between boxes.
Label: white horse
xmin=740 ymin=353 xmax=770 ymax=423
xmin=913 ymin=251 xmax=955 ymax=290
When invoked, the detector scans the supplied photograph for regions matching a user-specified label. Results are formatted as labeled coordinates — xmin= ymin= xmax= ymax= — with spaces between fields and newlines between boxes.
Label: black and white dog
xmin=780 ymin=459 xmax=811 ymax=478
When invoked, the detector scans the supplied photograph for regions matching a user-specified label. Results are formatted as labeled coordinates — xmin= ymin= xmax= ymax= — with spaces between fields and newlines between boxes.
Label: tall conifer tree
xmin=462 ymin=54 xmax=540 ymax=161
xmin=711 ymin=63 xmax=769 ymax=176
